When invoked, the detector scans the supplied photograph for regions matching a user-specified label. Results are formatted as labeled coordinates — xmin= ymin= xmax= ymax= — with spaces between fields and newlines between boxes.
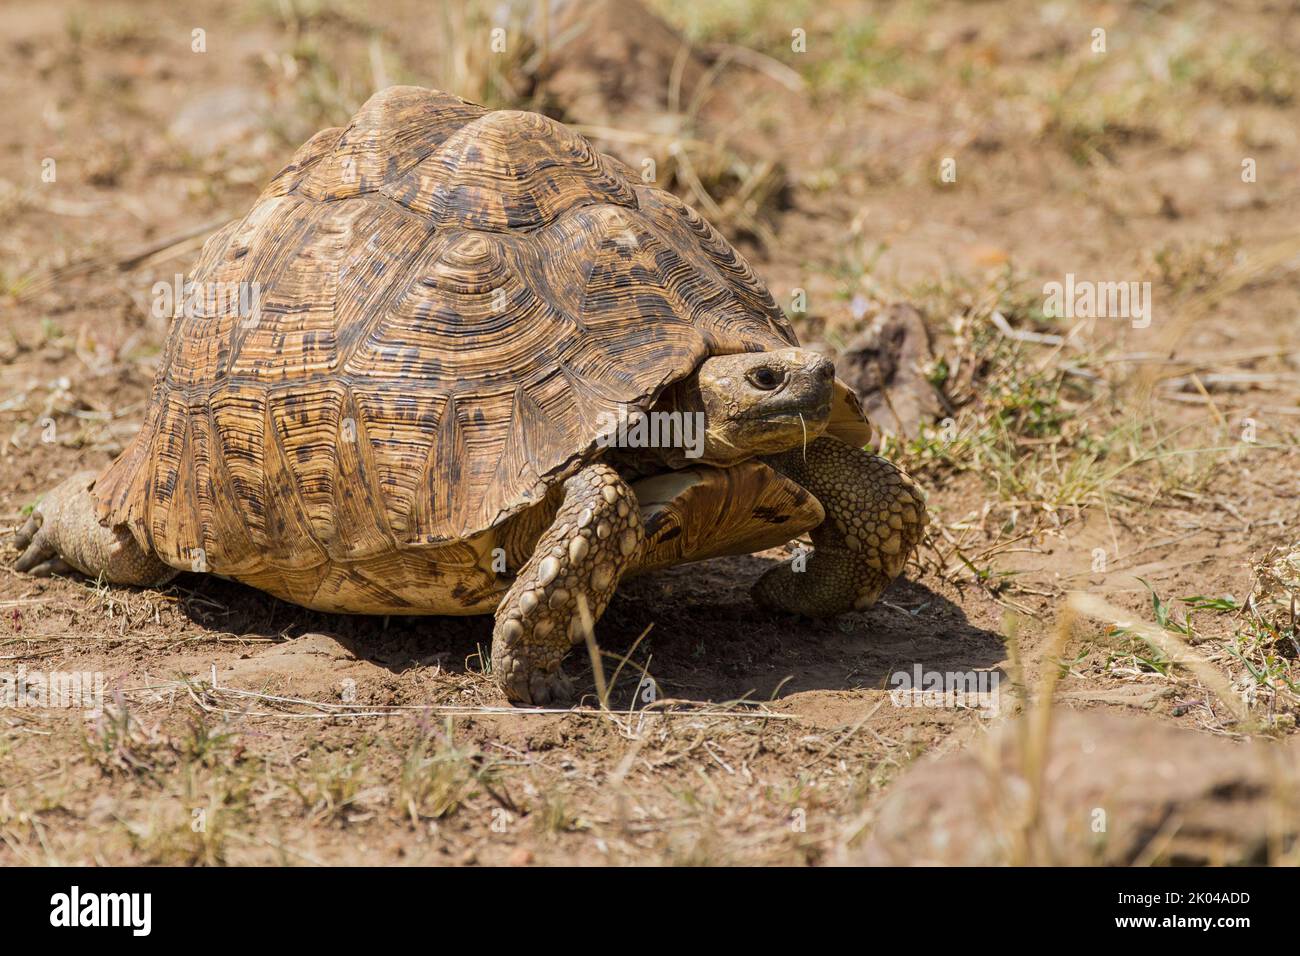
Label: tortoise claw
xmin=14 ymin=511 xmax=41 ymax=552
xmin=528 ymin=669 xmax=574 ymax=707
xmin=499 ymin=663 xmax=575 ymax=707
xmin=23 ymin=557 xmax=75 ymax=578
xmin=13 ymin=512 xmax=54 ymax=573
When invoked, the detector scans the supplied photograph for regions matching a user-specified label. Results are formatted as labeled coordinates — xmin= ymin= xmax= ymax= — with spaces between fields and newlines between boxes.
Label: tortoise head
xmin=662 ymin=348 xmax=835 ymax=466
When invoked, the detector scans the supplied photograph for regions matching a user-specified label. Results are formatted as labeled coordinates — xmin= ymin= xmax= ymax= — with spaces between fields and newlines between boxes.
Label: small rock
xmin=507 ymin=847 xmax=534 ymax=866
xmin=168 ymin=88 xmax=273 ymax=160
xmin=836 ymin=303 xmax=942 ymax=439
xmin=851 ymin=709 xmax=1300 ymax=866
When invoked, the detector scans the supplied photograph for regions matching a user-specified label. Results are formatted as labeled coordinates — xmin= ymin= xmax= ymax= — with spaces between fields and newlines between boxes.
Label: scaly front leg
xmin=753 ymin=436 xmax=926 ymax=616
xmin=492 ymin=464 xmax=644 ymax=706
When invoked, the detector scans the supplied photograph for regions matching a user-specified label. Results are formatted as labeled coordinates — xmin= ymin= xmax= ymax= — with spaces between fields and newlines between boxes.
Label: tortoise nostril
xmin=747 ymin=366 xmax=784 ymax=391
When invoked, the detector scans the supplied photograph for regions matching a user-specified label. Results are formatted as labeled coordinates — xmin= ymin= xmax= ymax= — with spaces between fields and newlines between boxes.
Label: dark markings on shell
xmin=93 ymin=87 xmax=801 ymax=586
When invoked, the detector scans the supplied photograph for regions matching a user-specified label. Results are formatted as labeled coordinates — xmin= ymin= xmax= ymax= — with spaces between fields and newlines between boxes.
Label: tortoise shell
xmin=92 ymin=87 xmax=820 ymax=612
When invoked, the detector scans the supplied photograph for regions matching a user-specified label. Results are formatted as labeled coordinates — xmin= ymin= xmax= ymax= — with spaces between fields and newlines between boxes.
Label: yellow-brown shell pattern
xmin=92 ymin=87 xmax=799 ymax=593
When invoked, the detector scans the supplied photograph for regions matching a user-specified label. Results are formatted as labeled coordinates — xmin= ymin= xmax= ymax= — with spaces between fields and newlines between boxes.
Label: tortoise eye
xmin=747 ymin=366 xmax=784 ymax=391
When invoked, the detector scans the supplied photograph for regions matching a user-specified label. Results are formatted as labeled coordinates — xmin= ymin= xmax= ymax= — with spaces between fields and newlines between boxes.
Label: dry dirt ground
xmin=0 ymin=0 xmax=1298 ymax=865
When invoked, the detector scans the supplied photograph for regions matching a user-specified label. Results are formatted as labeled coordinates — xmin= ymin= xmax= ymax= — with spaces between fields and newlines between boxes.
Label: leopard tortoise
xmin=14 ymin=87 xmax=927 ymax=704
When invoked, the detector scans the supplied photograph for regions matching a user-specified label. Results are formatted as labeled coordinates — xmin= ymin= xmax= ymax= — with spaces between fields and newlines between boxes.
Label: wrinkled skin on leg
xmin=13 ymin=471 xmax=176 ymax=585
xmin=752 ymin=436 xmax=926 ymax=616
xmin=492 ymin=463 xmax=644 ymax=705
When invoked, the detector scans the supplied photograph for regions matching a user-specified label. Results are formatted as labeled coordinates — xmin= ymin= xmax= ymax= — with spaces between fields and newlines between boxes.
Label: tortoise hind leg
xmin=492 ymin=464 xmax=644 ymax=705
xmin=13 ymin=471 xmax=176 ymax=586
xmin=753 ymin=436 xmax=926 ymax=616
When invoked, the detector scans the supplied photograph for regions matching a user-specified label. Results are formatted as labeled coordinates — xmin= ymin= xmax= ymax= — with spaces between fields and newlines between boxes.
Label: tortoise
xmin=13 ymin=87 xmax=926 ymax=704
